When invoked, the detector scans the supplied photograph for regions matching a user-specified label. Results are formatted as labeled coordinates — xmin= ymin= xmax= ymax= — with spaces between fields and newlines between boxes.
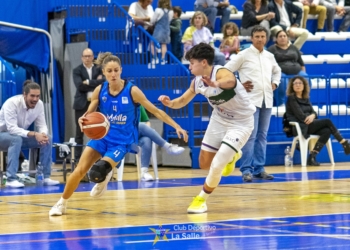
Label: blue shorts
xmin=87 ymin=138 xmax=138 ymax=165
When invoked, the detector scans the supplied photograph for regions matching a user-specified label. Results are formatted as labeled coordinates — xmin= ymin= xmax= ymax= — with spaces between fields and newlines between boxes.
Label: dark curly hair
xmin=185 ymin=43 xmax=215 ymax=65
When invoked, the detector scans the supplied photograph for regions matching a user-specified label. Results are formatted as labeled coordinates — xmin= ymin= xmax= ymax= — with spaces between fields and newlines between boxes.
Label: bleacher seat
xmin=317 ymin=55 xmax=350 ymax=63
xmin=301 ymin=55 xmax=324 ymax=64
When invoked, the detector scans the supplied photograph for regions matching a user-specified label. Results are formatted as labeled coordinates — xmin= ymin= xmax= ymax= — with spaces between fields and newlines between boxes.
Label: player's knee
xmin=88 ymin=160 xmax=112 ymax=183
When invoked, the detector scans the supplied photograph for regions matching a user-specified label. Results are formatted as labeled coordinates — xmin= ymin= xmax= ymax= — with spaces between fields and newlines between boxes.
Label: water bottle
xmin=35 ymin=161 xmax=44 ymax=186
xmin=284 ymin=146 xmax=293 ymax=167
xmin=21 ymin=159 xmax=29 ymax=176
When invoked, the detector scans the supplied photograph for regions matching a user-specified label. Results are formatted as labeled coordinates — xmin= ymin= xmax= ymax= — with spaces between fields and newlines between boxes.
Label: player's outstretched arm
xmin=202 ymin=69 xmax=237 ymax=89
xmin=158 ymin=80 xmax=196 ymax=109
xmin=131 ymin=87 xmax=188 ymax=142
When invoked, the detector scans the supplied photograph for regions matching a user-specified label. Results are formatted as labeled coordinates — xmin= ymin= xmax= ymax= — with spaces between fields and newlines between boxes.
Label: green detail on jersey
xmin=208 ymin=88 xmax=236 ymax=105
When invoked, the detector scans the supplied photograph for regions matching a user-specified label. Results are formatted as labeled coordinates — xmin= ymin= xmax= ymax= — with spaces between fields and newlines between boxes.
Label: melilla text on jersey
xmin=106 ymin=114 xmax=127 ymax=124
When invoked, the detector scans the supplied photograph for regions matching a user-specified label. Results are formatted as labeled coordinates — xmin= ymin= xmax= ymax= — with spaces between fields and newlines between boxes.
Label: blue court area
xmin=0 ymin=169 xmax=350 ymax=249
xmin=1 ymin=213 xmax=350 ymax=249
xmin=0 ymin=169 xmax=349 ymax=197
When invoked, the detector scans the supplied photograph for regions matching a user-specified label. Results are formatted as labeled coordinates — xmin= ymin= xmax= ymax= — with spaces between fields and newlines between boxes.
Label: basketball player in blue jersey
xmin=159 ymin=43 xmax=256 ymax=214
xmin=50 ymin=52 xmax=188 ymax=216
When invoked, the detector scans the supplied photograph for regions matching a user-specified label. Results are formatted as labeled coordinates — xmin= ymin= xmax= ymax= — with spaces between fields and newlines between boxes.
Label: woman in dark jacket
xmin=286 ymin=76 xmax=350 ymax=166
xmin=241 ymin=0 xmax=275 ymax=38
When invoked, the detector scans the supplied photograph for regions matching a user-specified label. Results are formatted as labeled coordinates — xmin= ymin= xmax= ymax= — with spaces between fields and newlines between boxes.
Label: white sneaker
xmin=49 ymin=202 xmax=67 ymax=216
xmin=151 ymin=57 xmax=159 ymax=64
xmin=165 ymin=144 xmax=185 ymax=155
xmin=90 ymin=170 xmax=113 ymax=198
xmin=44 ymin=178 xmax=60 ymax=186
xmin=5 ymin=180 xmax=24 ymax=188
xmin=141 ymin=168 xmax=154 ymax=181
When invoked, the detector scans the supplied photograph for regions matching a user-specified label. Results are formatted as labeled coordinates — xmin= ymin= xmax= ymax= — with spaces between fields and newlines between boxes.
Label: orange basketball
xmin=82 ymin=112 xmax=110 ymax=140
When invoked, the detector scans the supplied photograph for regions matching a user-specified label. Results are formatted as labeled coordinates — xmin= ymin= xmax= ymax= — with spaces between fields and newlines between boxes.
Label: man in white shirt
xmin=225 ymin=25 xmax=281 ymax=182
xmin=269 ymin=0 xmax=309 ymax=50
xmin=0 ymin=81 xmax=59 ymax=188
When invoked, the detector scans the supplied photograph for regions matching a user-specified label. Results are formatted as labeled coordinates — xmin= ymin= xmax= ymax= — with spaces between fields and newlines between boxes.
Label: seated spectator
xmin=128 ymin=0 xmax=154 ymax=33
xmin=194 ymin=0 xmax=231 ymax=33
xmin=285 ymin=76 xmax=350 ymax=165
xmin=338 ymin=0 xmax=350 ymax=31
xmin=150 ymin=0 xmax=173 ymax=65
xmin=299 ymin=0 xmax=327 ymax=31
xmin=268 ymin=30 xmax=307 ymax=106
xmin=292 ymin=0 xmax=305 ymax=24
xmin=138 ymin=106 xmax=185 ymax=181
xmin=220 ymin=22 xmax=240 ymax=60
xmin=269 ymin=0 xmax=309 ymax=50
xmin=241 ymin=0 xmax=275 ymax=39
xmin=182 ymin=11 xmax=226 ymax=65
xmin=320 ymin=0 xmax=350 ymax=31
xmin=170 ymin=6 xmax=183 ymax=61
xmin=0 ymin=80 xmax=59 ymax=188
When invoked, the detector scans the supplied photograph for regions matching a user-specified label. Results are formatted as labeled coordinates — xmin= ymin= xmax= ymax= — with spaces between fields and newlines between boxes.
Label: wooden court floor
xmin=0 ymin=162 xmax=350 ymax=249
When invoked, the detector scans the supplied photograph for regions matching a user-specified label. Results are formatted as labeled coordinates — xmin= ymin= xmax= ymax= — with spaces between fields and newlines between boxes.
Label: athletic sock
xmin=198 ymin=186 xmax=212 ymax=200
xmin=59 ymin=197 xmax=68 ymax=205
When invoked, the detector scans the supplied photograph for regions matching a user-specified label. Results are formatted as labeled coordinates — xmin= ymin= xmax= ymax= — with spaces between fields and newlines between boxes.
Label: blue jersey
xmin=98 ymin=81 xmax=140 ymax=146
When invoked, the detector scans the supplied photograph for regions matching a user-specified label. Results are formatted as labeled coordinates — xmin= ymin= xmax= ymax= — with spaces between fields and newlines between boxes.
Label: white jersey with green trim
xmin=193 ymin=65 xmax=256 ymax=124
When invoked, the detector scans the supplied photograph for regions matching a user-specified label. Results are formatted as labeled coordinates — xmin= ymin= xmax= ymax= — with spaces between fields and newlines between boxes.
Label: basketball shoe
xmin=187 ymin=196 xmax=207 ymax=214
xmin=221 ymin=149 xmax=242 ymax=177
xmin=165 ymin=144 xmax=185 ymax=155
xmin=141 ymin=168 xmax=154 ymax=181
xmin=90 ymin=170 xmax=113 ymax=198
xmin=49 ymin=201 xmax=67 ymax=216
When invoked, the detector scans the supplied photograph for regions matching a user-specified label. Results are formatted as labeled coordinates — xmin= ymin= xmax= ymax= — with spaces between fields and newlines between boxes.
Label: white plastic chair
xmin=117 ymin=142 xmax=159 ymax=181
xmin=289 ymin=122 xmax=334 ymax=167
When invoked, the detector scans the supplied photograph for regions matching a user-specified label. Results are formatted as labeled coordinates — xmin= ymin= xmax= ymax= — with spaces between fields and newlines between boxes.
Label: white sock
xmin=141 ymin=167 xmax=149 ymax=173
xmin=59 ymin=197 xmax=68 ymax=205
xmin=163 ymin=142 xmax=171 ymax=149
xmin=198 ymin=190 xmax=210 ymax=200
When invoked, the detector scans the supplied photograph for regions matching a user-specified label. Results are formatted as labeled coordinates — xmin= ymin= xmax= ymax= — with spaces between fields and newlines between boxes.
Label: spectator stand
xmin=65 ymin=1 xmax=195 ymax=166
xmin=0 ymin=57 xmax=17 ymax=106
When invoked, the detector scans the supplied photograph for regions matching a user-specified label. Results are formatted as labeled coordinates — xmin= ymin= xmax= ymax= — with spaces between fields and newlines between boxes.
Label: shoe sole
xmin=5 ymin=184 xmax=24 ymax=188
xmin=44 ymin=182 xmax=60 ymax=186
xmin=49 ymin=209 xmax=65 ymax=216
xmin=222 ymin=150 xmax=242 ymax=177
xmin=187 ymin=207 xmax=208 ymax=214
xmin=243 ymin=178 xmax=252 ymax=182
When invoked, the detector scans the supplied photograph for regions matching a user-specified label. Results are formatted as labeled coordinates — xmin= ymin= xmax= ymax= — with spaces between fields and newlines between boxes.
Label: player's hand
xmin=78 ymin=113 xmax=89 ymax=132
xmin=272 ymin=83 xmax=277 ymax=91
xmin=242 ymin=80 xmax=253 ymax=92
xmin=175 ymin=126 xmax=188 ymax=143
xmin=202 ymin=75 xmax=220 ymax=88
xmin=158 ymin=95 xmax=173 ymax=107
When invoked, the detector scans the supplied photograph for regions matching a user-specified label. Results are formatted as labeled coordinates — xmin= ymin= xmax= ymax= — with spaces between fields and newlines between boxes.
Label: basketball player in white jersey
xmin=158 ymin=43 xmax=256 ymax=213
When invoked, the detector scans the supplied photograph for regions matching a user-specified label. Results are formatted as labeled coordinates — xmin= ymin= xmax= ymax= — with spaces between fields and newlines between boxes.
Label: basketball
xmin=82 ymin=112 xmax=110 ymax=140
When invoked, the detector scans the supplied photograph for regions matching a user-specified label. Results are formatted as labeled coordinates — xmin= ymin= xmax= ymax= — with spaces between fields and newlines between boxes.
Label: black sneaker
xmin=242 ymin=173 xmax=253 ymax=182
xmin=253 ymin=171 xmax=274 ymax=180
xmin=342 ymin=140 xmax=350 ymax=155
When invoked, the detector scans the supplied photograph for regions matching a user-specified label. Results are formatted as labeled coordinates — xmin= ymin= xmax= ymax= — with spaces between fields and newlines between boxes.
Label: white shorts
xmin=201 ymin=117 xmax=254 ymax=153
